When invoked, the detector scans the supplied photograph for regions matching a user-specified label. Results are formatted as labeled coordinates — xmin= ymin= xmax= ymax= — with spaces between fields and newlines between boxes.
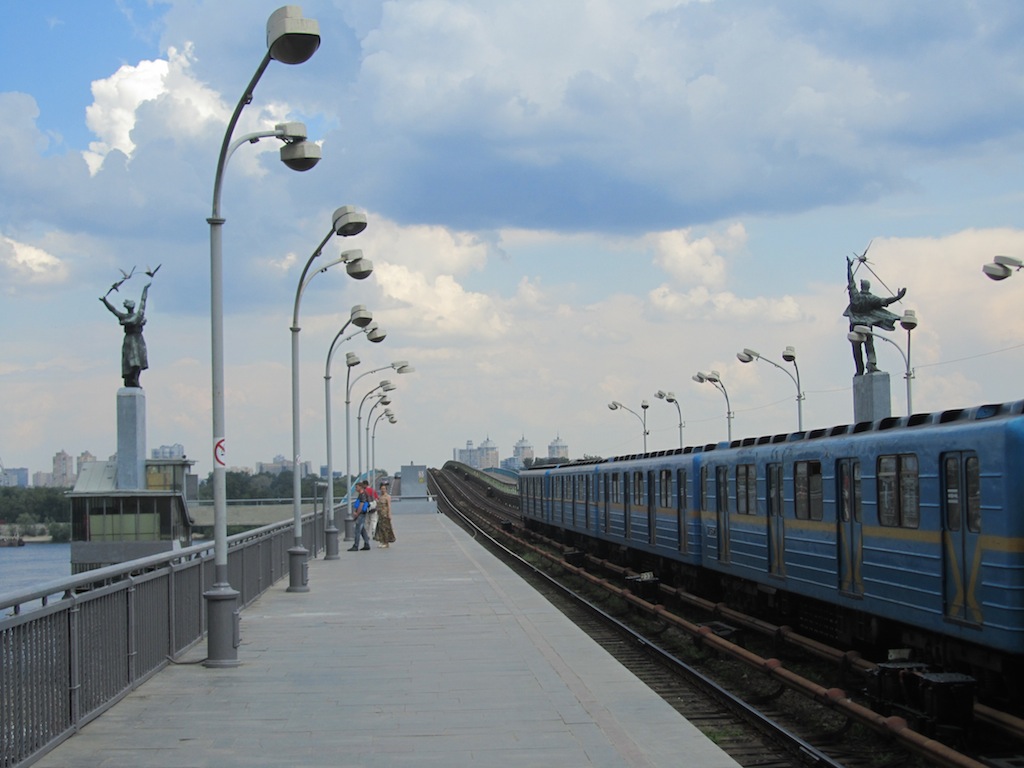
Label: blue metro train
xmin=519 ymin=400 xmax=1024 ymax=683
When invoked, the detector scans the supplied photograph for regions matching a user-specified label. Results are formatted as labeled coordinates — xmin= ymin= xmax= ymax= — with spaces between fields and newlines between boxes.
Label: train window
xmin=634 ymin=471 xmax=645 ymax=506
xmin=944 ymin=456 xmax=961 ymax=532
xmin=611 ymin=473 xmax=621 ymax=503
xmin=767 ymin=463 xmax=783 ymax=518
xmin=900 ymin=455 xmax=920 ymax=528
xmin=878 ymin=453 xmax=919 ymax=528
xmin=716 ymin=466 xmax=729 ymax=514
xmin=966 ymin=456 xmax=981 ymax=533
xmin=700 ymin=466 xmax=709 ymax=510
xmin=794 ymin=461 xmax=823 ymax=520
xmin=736 ymin=464 xmax=757 ymax=515
xmin=837 ymin=459 xmax=861 ymax=523
xmin=659 ymin=469 xmax=671 ymax=507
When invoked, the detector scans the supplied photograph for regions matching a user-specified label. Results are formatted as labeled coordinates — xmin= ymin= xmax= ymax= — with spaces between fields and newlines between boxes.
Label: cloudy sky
xmin=3 ymin=1 xmax=1024 ymax=483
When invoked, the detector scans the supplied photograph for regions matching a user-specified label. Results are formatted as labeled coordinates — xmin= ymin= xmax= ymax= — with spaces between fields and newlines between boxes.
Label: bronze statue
xmin=101 ymin=282 xmax=151 ymax=388
xmin=844 ymin=256 xmax=905 ymax=375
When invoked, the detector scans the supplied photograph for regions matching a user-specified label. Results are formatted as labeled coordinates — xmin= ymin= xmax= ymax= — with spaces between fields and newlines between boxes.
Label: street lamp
xmin=345 ymin=363 xmax=413 ymax=524
xmin=288 ymin=210 xmax=371 ymax=592
xmin=365 ymin=397 xmax=394 ymax=487
xmin=205 ymin=4 xmax=320 ymax=668
xmin=323 ymin=308 xmax=383 ymax=560
xmin=607 ymin=400 xmax=649 ymax=453
xmin=371 ymin=410 xmax=397 ymax=487
xmin=693 ymin=370 xmax=733 ymax=442
xmin=983 ymin=255 xmax=1024 ymax=281
xmin=654 ymin=390 xmax=684 ymax=449
xmin=736 ymin=346 xmax=804 ymax=431
xmin=359 ymin=384 xmax=396 ymax=478
xmin=847 ymin=312 xmax=918 ymax=415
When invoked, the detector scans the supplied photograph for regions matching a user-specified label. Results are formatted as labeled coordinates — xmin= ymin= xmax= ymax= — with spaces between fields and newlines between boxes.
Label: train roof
xmin=520 ymin=398 xmax=1024 ymax=472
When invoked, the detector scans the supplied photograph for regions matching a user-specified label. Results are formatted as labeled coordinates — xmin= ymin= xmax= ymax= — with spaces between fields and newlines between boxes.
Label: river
xmin=0 ymin=542 xmax=72 ymax=595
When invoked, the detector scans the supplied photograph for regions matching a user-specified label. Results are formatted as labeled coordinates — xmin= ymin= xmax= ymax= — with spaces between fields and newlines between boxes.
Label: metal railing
xmin=0 ymin=508 xmax=325 ymax=768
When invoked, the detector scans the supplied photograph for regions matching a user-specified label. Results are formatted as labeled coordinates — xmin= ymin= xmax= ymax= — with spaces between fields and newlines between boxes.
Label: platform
xmin=34 ymin=500 xmax=741 ymax=768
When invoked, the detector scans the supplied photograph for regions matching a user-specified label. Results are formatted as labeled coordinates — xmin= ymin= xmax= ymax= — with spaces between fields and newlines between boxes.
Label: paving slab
xmin=34 ymin=502 xmax=742 ymax=768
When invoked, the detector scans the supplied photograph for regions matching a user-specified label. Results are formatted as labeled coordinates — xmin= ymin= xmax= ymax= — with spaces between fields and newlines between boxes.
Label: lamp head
xmin=396 ymin=364 xmax=414 ymax=374
xmin=706 ymin=370 xmax=721 ymax=383
xmin=332 ymin=206 xmax=368 ymax=237
xmin=641 ymin=399 xmax=649 ymax=410
xmin=381 ymin=381 xmax=396 ymax=392
xmin=366 ymin=325 xmax=387 ymax=343
xmin=847 ymin=330 xmax=866 ymax=343
xmin=983 ymin=262 xmax=1012 ymax=280
xmin=655 ymin=390 xmax=667 ymax=399
xmin=782 ymin=345 xmax=796 ymax=362
xmin=853 ymin=324 xmax=871 ymax=335
xmin=692 ymin=372 xmax=706 ymax=383
xmin=379 ymin=397 xmax=391 ymax=406
xmin=278 ymin=140 xmax=321 ymax=171
xmin=607 ymin=402 xmax=619 ymax=410
xmin=665 ymin=392 xmax=677 ymax=403
xmin=349 ymin=304 xmax=372 ymax=327
xmin=388 ymin=416 xmax=397 ymax=423
xmin=342 ymin=249 xmax=373 ymax=280
xmin=266 ymin=5 xmax=321 ymax=65
xmin=736 ymin=351 xmax=754 ymax=364
xmin=345 ymin=352 xmax=359 ymax=367
xmin=900 ymin=309 xmax=918 ymax=331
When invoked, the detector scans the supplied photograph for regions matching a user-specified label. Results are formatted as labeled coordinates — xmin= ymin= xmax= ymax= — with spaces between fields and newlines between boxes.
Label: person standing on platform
xmin=365 ymin=482 xmax=380 ymax=538
xmin=374 ymin=481 xmax=396 ymax=548
xmin=348 ymin=481 xmax=372 ymax=551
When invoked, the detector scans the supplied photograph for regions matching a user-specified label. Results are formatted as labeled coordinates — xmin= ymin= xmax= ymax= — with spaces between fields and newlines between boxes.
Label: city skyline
xmin=2 ymin=3 xmax=1024 ymax=480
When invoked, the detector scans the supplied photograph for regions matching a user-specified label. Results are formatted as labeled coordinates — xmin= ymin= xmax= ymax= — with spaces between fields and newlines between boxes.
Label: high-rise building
xmin=512 ymin=435 xmax=534 ymax=467
xmin=52 ymin=450 xmax=76 ymax=488
xmin=455 ymin=438 xmax=499 ymax=470
xmin=76 ymin=451 xmax=97 ymax=476
xmin=548 ymin=434 xmax=569 ymax=459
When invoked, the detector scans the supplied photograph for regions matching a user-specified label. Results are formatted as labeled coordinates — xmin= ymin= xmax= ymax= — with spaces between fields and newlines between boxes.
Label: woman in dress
xmin=374 ymin=481 xmax=396 ymax=548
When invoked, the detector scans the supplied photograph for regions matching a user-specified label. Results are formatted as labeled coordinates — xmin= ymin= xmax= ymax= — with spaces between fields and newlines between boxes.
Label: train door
xmin=647 ymin=470 xmax=657 ymax=545
xmin=676 ymin=468 xmax=687 ymax=554
xmin=836 ymin=458 xmax=863 ymax=595
xmin=941 ymin=452 xmax=982 ymax=624
xmin=716 ymin=465 xmax=730 ymax=562
xmin=766 ymin=462 xmax=785 ymax=576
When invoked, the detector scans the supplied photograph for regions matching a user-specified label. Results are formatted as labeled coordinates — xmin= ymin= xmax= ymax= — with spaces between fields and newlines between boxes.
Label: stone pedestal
xmin=116 ymin=387 xmax=146 ymax=490
xmin=852 ymin=372 xmax=891 ymax=424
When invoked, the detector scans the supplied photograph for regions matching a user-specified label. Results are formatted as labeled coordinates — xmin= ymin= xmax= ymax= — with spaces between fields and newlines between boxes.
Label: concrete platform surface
xmin=35 ymin=502 xmax=742 ymax=768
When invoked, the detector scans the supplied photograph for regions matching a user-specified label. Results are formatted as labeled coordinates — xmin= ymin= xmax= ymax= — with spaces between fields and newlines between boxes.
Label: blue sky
xmin=2 ymin=0 xmax=1024 ymax=482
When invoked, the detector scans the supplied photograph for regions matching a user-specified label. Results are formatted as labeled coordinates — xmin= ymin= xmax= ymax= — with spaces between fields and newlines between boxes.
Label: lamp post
xmin=736 ymin=346 xmax=804 ymax=431
xmin=287 ymin=212 xmax=371 ymax=591
xmin=345 ymin=363 xmax=413 ymax=524
xmin=371 ymin=410 xmax=397 ymax=486
xmin=654 ymin=390 xmax=684 ymax=449
xmin=205 ymin=5 xmax=320 ymax=668
xmin=323 ymin=309 xmax=384 ymax=560
xmin=365 ymin=398 xmax=394 ymax=487
xmin=983 ymin=255 xmax=1024 ymax=280
xmin=607 ymin=400 xmax=649 ymax=453
xmin=693 ymin=370 xmax=732 ymax=441
xmin=848 ymin=312 xmax=918 ymax=415
xmin=359 ymin=384 xmax=395 ymax=479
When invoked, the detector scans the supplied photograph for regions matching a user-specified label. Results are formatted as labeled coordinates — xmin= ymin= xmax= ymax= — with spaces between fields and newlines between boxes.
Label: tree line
xmin=0 ymin=470 xmax=371 ymax=540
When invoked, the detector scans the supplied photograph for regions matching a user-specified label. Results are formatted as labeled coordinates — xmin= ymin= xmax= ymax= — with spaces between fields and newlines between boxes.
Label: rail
xmin=0 ymin=507 xmax=326 ymax=768
xmin=442 ymin=460 xmax=518 ymax=495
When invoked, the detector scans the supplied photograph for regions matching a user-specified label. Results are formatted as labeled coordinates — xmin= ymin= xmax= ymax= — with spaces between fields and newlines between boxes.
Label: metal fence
xmin=0 ymin=508 xmax=324 ymax=768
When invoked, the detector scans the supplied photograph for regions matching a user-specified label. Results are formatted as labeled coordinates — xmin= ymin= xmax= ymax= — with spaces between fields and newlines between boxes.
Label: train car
xmin=520 ymin=400 xmax=1024 ymax=682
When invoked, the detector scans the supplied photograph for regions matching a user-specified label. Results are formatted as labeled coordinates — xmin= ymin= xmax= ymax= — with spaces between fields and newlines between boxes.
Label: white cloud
xmin=0 ymin=235 xmax=68 ymax=288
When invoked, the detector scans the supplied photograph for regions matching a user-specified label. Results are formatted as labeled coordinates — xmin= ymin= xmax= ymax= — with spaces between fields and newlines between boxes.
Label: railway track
xmin=430 ymin=465 xmax=1021 ymax=768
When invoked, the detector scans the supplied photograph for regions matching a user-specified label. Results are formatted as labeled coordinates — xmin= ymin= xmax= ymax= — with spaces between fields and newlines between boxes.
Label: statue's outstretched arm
xmin=138 ymin=283 xmax=151 ymax=313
